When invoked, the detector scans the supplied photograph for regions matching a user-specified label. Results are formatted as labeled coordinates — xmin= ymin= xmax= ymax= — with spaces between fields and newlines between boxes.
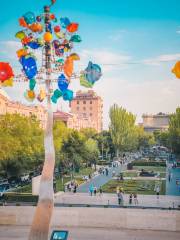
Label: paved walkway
xmin=77 ymin=163 xmax=127 ymax=193
xmin=1 ymin=226 xmax=180 ymax=240
xmin=55 ymin=192 xmax=180 ymax=209
xmin=166 ymin=167 xmax=180 ymax=196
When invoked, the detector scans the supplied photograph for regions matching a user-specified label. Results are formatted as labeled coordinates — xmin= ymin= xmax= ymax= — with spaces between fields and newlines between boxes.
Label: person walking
xmin=117 ymin=190 xmax=123 ymax=205
xmin=73 ymin=183 xmax=77 ymax=193
xmin=105 ymin=168 xmax=109 ymax=176
xmin=168 ymin=173 xmax=171 ymax=182
xmin=99 ymin=186 xmax=103 ymax=196
xmin=129 ymin=193 xmax=133 ymax=205
xmin=155 ymin=185 xmax=160 ymax=199
xmin=94 ymin=186 xmax=97 ymax=196
xmin=89 ymin=184 xmax=94 ymax=196
xmin=133 ymin=193 xmax=138 ymax=205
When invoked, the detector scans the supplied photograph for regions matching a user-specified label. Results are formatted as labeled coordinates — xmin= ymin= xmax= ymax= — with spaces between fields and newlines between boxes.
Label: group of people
xmin=89 ymin=185 xmax=103 ymax=196
xmin=66 ymin=181 xmax=78 ymax=193
xmin=128 ymin=193 xmax=138 ymax=205
xmin=116 ymin=187 xmax=138 ymax=205
xmin=99 ymin=167 xmax=109 ymax=176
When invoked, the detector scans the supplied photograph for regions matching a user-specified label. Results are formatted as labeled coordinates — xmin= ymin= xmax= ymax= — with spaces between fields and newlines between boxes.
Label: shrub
xmin=132 ymin=161 xmax=166 ymax=167
xmin=3 ymin=193 xmax=38 ymax=203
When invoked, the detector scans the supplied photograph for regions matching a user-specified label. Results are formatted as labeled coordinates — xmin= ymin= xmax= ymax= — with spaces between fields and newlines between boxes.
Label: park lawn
xmin=133 ymin=166 xmax=166 ymax=178
xmin=13 ymin=184 xmax=32 ymax=193
xmin=122 ymin=171 xmax=138 ymax=178
xmin=56 ymin=177 xmax=71 ymax=191
xmin=56 ymin=176 xmax=85 ymax=192
xmin=102 ymin=179 xmax=166 ymax=195
xmin=12 ymin=174 xmax=86 ymax=194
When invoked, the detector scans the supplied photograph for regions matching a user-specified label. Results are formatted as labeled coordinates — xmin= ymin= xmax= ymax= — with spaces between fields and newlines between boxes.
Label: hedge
xmin=2 ymin=193 xmax=38 ymax=203
xmin=132 ymin=161 xmax=166 ymax=167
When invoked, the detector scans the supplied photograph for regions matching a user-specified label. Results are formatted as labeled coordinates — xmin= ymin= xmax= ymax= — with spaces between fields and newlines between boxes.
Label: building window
xmin=90 ymin=113 xmax=92 ymax=117
xmin=77 ymin=101 xmax=79 ymax=104
xmin=83 ymin=100 xmax=86 ymax=104
xmin=83 ymin=107 xmax=86 ymax=111
xmin=90 ymin=101 xmax=92 ymax=104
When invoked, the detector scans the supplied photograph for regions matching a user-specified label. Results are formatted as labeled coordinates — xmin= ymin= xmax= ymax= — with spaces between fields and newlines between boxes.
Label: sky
xmin=0 ymin=0 xmax=180 ymax=129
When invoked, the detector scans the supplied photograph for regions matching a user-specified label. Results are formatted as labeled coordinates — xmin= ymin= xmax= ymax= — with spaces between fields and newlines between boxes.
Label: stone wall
xmin=0 ymin=207 xmax=180 ymax=232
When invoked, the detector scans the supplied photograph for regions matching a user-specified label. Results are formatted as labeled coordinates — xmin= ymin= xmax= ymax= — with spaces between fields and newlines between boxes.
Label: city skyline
xmin=0 ymin=0 xmax=180 ymax=128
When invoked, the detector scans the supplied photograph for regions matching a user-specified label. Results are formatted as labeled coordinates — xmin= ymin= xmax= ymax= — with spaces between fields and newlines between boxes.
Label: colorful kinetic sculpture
xmin=172 ymin=61 xmax=180 ymax=79
xmin=0 ymin=62 xmax=14 ymax=87
xmin=3 ymin=0 xmax=102 ymax=104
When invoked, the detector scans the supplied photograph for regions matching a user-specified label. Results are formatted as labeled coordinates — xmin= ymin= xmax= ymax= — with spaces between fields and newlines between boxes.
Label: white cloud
xmin=2 ymin=44 xmax=180 ymax=130
xmin=76 ymin=49 xmax=132 ymax=73
xmin=143 ymin=53 xmax=180 ymax=66
xmin=0 ymin=41 xmax=21 ymax=60
xmin=94 ymin=75 xmax=180 ymax=129
xmin=0 ymin=40 xmax=42 ymax=60
xmin=108 ymin=29 xmax=127 ymax=42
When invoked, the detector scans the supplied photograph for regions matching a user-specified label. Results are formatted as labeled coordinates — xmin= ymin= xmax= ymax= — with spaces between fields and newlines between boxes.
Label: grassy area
xmin=122 ymin=171 xmax=137 ymax=178
xmin=56 ymin=176 xmax=85 ymax=191
xmin=102 ymin=179 xmax=166 ymax=195
xmin=133 ymin=166 xmax=166 ymax=178
xmin=10 ymin=167 xmax=93 ymax=193
xmin=56 ymin=177 xmax=71 ymax=192
xmin=74 ymin=167 xmax=94 ymax=177
xmin=14 ymin=184 xmax=32 ymax=193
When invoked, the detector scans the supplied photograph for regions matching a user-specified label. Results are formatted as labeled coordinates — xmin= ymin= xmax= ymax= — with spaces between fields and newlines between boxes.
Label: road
xmin=0 ymin=226 xmax=179 ymax=240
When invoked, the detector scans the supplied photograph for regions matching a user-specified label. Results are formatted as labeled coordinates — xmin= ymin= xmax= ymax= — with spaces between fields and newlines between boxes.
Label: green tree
xmin=168 ymin=107 xmax=180 ymax=153
xmin=80 ymin=128 xmax=97 ymax=140
xmin=137 ymin=126 xmax=155 ymax=149
xmin=61 ymin=130 xmax=86 ymax=173
xmin=95 ymin=130 xmax=115 ymax=160
xmin=109 ymin=104 xmax=137 ymax=156
xmin=0 ymin=114 xmax=44 ymax=177
xmin=85 ymin=138 xmax=99 ymax=168
xmin=154 ymin=130 xmax=169 ymax=147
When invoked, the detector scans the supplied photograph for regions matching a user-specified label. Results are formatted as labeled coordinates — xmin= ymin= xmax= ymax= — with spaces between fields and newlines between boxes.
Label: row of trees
xmin=0 ymin=105 xmax=158 ymax=178
xmin=0 ymin=114 xmax=44 ymax=178
xmin=109 ymin=104 xmax=155 ymax=156
xmin=154 ymin=107 xmax=180 ymax=154
xmin=0 ymin=114 xmax=102 ymax=178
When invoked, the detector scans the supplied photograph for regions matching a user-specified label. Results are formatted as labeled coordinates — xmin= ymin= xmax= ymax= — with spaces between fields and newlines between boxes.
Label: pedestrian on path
xmin=117 ymin=190 xmax=123 ymax=205
xmin=133 ymin=193 xmax=138 ymax=205
xmin=89 ymin=184 xmax=94 ymax=196
xmin=168 ymin=173 xmax=171 ymax=182
xmin=94 ymin=186 xmax=97 ymax=196
xmin=73 ymin=183 xmax=78 ymax=193
xmin=129 ymin=193 xmax=133 ymax=205
xmin=99 ymin=186 xmax=103 ymax=196
xmin=155 ymin=185 xmax=160 ymax=199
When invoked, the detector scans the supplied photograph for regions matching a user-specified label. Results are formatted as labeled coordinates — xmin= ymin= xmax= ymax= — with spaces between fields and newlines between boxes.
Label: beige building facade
xmin=142 ymin=112 xmax=170 ymax=132
xmin=53 ymin=110 xmax=93 ymax=131
xmin=0 ymin=90 xmax=47 ymax=128
xmin=70 ymin=90 xmax=103 ymax=132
